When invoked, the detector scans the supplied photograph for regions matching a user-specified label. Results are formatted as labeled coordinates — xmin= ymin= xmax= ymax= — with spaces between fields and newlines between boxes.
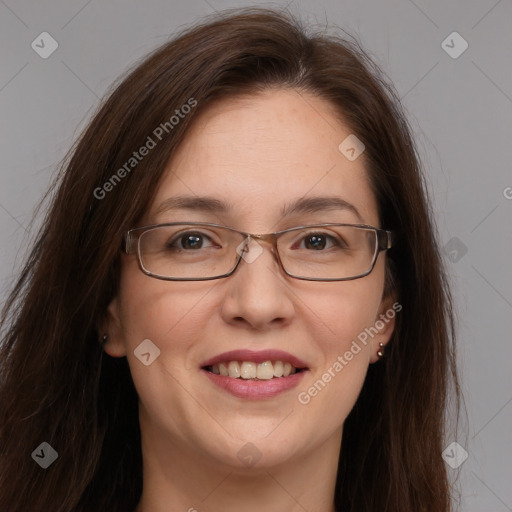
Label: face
xmin=104 ymin=88 xmax=395 ymax=472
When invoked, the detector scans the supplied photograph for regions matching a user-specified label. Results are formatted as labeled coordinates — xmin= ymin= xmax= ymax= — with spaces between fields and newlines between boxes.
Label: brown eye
xmin=305 ymin=234 xmax=328 ymax=250
xmin=180 ymin=233 xmax=204 ymax=249
xmin=167 ymin=232 xmax=214 ymax=250
xmin=294 ymin=232 xmax=341 ymax=251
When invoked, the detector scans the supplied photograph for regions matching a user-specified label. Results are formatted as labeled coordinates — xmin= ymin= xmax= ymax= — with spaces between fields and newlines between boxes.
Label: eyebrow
xmin=154 ymin=195 xmax=364 ymax=222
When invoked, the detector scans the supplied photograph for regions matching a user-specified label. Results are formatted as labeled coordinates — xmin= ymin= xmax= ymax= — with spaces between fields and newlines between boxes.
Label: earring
xmin=377 ymin=342 xmax=385 ymax=358
xmin=100 ymin=334 xmax=108 ymax=345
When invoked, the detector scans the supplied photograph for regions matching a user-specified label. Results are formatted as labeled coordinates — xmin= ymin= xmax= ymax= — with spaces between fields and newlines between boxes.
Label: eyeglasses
xmin=124 ymin=222 xmax=393 ymax=282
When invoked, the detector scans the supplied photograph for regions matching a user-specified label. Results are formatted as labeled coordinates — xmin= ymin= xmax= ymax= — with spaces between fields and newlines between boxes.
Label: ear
xmin=369 ymin=295 xmax=400 ymax=364
xmin=99 ymin=296 xmax=127 ymax=358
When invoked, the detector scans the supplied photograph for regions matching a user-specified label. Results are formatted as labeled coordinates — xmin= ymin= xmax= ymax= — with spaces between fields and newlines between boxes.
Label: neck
xmin=134 ymin=411 xmax=342 ymax=512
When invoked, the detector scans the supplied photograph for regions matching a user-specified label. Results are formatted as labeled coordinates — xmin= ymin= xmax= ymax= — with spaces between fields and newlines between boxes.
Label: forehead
xmin=147 ymin=89 xmax=379 ymax=228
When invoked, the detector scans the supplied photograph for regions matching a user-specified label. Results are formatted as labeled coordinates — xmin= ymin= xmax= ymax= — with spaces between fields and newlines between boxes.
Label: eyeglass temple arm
xmin=377 ymin=230 xmax=393 ymax=251
xmin=124 ymin=232 xmax=136 ymax=254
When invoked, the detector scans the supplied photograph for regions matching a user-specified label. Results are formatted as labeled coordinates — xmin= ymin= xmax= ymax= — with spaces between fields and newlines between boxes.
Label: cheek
xmin=115 ymin=273 xmax=219 ymax=435
xmin=292 ymin=278 xmax=383 ymax=422
xmin=313 ymin=292 xmax=376 ymax=383
xmin=303 ymin=275 xmax=383 ymax=353
xmin=116 ymin=267 xmax=216 ymax=377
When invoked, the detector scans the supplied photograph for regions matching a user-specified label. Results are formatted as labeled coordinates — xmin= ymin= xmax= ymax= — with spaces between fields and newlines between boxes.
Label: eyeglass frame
xmin=124 ymin=221 xmax=393 ymax=282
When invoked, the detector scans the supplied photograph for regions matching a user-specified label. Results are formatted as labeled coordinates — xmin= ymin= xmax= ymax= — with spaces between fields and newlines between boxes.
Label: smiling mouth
xmin=203 ymin=360 xmax=307 ymax=380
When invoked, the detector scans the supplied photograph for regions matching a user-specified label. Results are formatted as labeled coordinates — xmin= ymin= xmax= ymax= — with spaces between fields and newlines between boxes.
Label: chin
xmin=198 ymin=422 xmax=308 ymax=469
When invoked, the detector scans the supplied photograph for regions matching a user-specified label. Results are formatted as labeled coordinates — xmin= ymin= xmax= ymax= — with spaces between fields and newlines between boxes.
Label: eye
xmin=295 ymin=232 xmax=342 ymax=251
xmin=167 ymin=231 xmax=216 ymax=250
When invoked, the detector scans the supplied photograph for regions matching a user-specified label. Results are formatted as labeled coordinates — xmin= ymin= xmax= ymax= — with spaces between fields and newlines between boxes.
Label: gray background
xmin=1 ymin=0 xmax=511 ymax=510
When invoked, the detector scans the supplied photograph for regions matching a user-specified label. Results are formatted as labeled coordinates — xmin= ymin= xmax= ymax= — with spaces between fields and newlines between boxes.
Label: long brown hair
xmin=0 ymin=7 xmax=463 ymax=511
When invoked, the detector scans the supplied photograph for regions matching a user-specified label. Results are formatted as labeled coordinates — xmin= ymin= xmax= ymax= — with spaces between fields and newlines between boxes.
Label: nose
xmin=219 ymin=237 xmax=295 ymax=331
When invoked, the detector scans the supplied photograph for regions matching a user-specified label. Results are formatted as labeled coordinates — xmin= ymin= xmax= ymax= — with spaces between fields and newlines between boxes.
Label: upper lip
xmin=200 ymin=349 xmax=308 ymax=369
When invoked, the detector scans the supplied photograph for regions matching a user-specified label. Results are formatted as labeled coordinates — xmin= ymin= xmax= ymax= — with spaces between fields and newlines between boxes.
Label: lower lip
xmin=202 ymin=369 xmax=308 ymax=399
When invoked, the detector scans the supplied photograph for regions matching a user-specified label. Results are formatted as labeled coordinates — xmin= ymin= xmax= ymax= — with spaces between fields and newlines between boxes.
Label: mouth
xmin=200 ymin=349 xmax=309 ymax=399
xmin=203 ymin=360 xmax=306 ymax=380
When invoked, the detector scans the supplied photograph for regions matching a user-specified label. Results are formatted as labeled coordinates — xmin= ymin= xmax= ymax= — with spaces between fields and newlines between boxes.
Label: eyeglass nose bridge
xmin=246 ymin=232 xmax=278 ymax=244
xmin=235 ymin=232 xmax=284 ymax=270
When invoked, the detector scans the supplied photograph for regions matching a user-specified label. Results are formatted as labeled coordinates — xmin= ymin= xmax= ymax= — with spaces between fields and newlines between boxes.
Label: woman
xmin=0 ymin=7 xmax=463 ymax=512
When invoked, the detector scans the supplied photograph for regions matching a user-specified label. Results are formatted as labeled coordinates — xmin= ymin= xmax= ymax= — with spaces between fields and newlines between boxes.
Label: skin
xmin=103 ymin=88 xmax=396 ymax=512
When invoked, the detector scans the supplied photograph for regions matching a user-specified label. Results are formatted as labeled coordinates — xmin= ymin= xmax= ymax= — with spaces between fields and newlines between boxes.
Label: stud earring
xmin=100 ymin=334 xmax=108 ymax=345
xmin=377 ymin=342 xmax=385 ymax=358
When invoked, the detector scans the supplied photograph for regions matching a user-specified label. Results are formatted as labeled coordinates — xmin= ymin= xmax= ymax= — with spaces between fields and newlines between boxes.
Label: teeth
xmin=273 ymin=360 xmax=284 ymax=377
xmin=228 ymin=361 xmax=240 ymax=378
xmin=240 ymin=361 xmax=257 ymax=379
xmin=256 ymin=361 xmax=274 ymax=380
xmin=208 ymin=360 xmax=301 ymax=379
